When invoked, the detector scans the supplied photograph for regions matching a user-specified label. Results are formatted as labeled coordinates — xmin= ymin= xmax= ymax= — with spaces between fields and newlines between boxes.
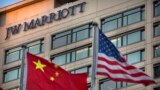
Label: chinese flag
xmin=25 ymin=52 xmax=88 ymax=90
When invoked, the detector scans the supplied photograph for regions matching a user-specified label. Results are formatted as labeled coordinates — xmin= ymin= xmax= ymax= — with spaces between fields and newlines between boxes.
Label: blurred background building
xmin=0 ymin=0 xmax=160 ymax=90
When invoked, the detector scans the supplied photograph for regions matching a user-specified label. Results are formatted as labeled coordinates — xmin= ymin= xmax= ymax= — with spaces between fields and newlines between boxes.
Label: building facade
xmin=0 ymin=0 xmax=160 ymax=90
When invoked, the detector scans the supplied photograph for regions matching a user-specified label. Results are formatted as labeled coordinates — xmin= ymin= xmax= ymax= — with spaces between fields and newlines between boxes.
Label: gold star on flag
xmin=55 ymin=71 xmax=59 ymax=77
xmin=33 ymin=60 xmax=46 ymax=72
xmin=50 ymin=77 xmax=55 ymax=81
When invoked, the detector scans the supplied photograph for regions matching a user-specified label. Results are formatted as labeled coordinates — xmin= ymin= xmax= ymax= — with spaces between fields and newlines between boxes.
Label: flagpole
xmin=91 ymin=22 xmax=98 ymax=90
xmin=20 ymin=45 xmax=27 ymax=90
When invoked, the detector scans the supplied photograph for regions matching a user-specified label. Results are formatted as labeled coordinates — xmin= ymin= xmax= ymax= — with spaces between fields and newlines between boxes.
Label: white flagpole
xmin=20 ymin=45 xmax=27 ymax=90
xmin=91 ymin=22 xmax=99 ymax=90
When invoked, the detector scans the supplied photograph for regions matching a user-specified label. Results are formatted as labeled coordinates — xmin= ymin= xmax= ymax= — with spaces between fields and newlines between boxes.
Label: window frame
xmin=125 ymin=49 xmax=145 ymax=65
xmin=51 ymin=23 xmax=92 ymax=49
xmin=101 ymin=6 xmax=145 ymax=32
xmin=99 ymin=79 xmax=117 ymax=90
xmin=3 ymin=66 xmax=21 ymax=83
xmin=154 ymin=63 xmax=160 ymax=78
xmin=153 ymin=22 xmax=160 ymax=37
xmin=5 ymin=47 xmax=23 ymax=64
xmin=5 ymin=39 xmax=44 ymax=64
xmin=27 ymin=39 xmax=44 ymax=54
xmin=153 ymin=0 xmax=160 ymax=17
xmin=110 ymin=27 xmax=145 ymax=48
xmin=51 ymin=44 xmax=92 ymax=66
xmin=153 ymin=44 xmax=160 ymax=58
xmin=70 ymin=65 xmax=91 ymax=75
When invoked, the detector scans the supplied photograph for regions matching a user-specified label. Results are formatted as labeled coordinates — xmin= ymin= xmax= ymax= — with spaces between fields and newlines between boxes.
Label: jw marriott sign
xmin=5 ymin=2 xmax=86 ymax=40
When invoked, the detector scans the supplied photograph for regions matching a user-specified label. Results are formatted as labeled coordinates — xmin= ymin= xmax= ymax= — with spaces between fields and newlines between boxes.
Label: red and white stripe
xmin=96 ymin=53 xmax=155 ymax=86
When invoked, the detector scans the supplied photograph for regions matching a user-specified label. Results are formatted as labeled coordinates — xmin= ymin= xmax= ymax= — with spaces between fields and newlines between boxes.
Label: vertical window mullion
xmin=88 ymin=47 xmax=90 ymax=57
xmin=75 ymin=50 xmax=77 ymax=61
xmin=65 ymin=53 xmax=67 ymax=64
xmin=140 ymin=7 xmax=143 ymax=21
xmin=117 ymin=18 xmax=118 ymax=29
xmin=76 ymin=31 xmax=78 ymax=42
xmin=154 ymin=3 xmax=156 ymax=17
xmin=126 ymin=15 xmax=128 ymax=25
xmin=19 ymin=50 xmax=21 ymax=60
xmin=121 ymin=14 xmax=123 ymax=27
xmin=88 ymin=25 xmax=90 ymax=38
xmin=140 ymin=50 xmax=142 ymax=61
xmin=116 ymin=38 xmax=118 ymax=47
xmin=116 ymin=82 xmax=118 ymax=89
xmin=51 ymin=36 xmax=54 ymax=49
xmin=126 ymin=34 xmax=128 ymax=45
xmin=69 ymin=52 xmax=72 ymax=63
xmin=71 ymin=30 xmax=73 ymax=43
xmin=66 ymin=35 xmax=69 ymax=45
xmin=120 ymin=37 xmax=122 ymax=47
xmin=39 ymin=40 xmax=42 ymax=53
xmin=17 ymin=67 xmax=19 ymax=79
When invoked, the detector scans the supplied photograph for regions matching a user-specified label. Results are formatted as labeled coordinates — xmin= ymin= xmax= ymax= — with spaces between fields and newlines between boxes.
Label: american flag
xmin=96 ymin=30 xmax=155 ymax=86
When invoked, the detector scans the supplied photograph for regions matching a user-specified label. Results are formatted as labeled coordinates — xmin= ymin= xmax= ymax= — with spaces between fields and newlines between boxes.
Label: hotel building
xmin=0 ymin=0 xmax=160 ymax=90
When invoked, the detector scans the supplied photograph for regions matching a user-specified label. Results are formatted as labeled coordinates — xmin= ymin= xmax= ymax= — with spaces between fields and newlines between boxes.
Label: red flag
xmin=25 ymin=52 xmax=88 ymax=90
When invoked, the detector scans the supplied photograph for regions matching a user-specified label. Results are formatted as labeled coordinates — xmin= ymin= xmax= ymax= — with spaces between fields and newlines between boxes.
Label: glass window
xmin=66 ymin=53 xmax=71 ymax=63
xmin=102 ymin=6 xmax=145 ymax=32
xmin=3 ymin=67 xmax=21 ymax=83
xmin=5 ymin=47 xmax=23 ymax=64
xmin=154 ymin=0 xmax=160 ymax=17
xmin=5 ymin=39 xmax=44 ymax=64
xmin=154 ymin=63 xmax=160 ymax=78
xmin=71 ymin=65 xmax=91 ymax=76
xmin=141 ymin=30 xmax=145 ymax=40
xmin=51 ymin=46 xmax=92 ymax=65
xmin=122 ymin=35 xmax=127 ymax=46
xmin=102 ymin=14 xmax=122 ymax=32
xmin=99 ymin=79 xmax=116 ymax=90
xmin=126 ymin=49 xmax=145 ymax=64
xmin=52 ymin=31 xmax=71 ymax=48
xmin=110 ymin=28 xmax=145 ymax=48
xmin=127 ymin=12 xmax=141 ymax=25
xmin=154 ymin=22 xmax=160 ymax=37
xmin=27 ymin=39 xmax=44 ymax=54
xmin=52 ymin=54 xmax=66 ymax=65
xmin=117 ymin=37 xmax=122 ymax=47
xmin=111 ymin=39 xmax=117 ymax=47
xmin=52 ymin=23 xmax=92 ymax=49
xmin=127 ymin=31 xmax=141 ymax=44
xmin=71 ymin=51 xmax=76 ymax=62
xmin=103 ymin=20 xmax=118 ymax=32
xmin=76 ymin=48 xmax=88 ymax=60
xmin=0 ymin=0 xmax=22 ymax=8
xmin=117 ymin=82 xmax=127 ymax=89
xmin=154 ymin=44 xmax=160 ymax=57
xmin=72 ymin=24 xmax=90 ymax=42
xmin=123 ymin=7 xmax=144 ymax=25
